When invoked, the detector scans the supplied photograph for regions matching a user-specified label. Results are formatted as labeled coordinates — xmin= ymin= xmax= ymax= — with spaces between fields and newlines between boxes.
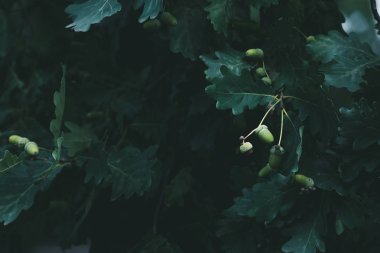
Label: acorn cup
xmin=258 ymin=163 xmax=272 ymax=177
xmin=245 ymin=48 xmax=264 ymax=59
xmin=294 ymin=174 xmax=314 ymax=188
xmin=143 ymin=19 xmax=161 ymax=30
xmin=268 ymin=145 xmax=285 ymax=169
xmin=255 ymin=125 xmax=274 ymax=144
xmin=306 ymin=35 xmax=316 ymax=43
xmin=239 ymin=142 xmax=253 ymax=154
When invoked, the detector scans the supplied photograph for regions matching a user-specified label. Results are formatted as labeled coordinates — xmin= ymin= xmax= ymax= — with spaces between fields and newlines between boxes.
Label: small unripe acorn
xmin=245 ymin=48 xmax=264 ymax=59
xmin=239 ymin=142 xmax=253 ymax=154
xmin=306 ymin=35 xmax=316 ymax=43
xmin=268 ymin=145 xmax=285 ymax=169
xmin=160 ymin=12 xmax=177 ymax=26
xmin=143 ymin=19 xmax=161 ymax=30
xmin=294 ymin=174 xmax=314 ymax=188
xmin=255 ymin=67 xmax=266 ymax=77
xmin=9 ymin=135 xmax=22 ymax=145
xmin=256 ymin=125 xmax=274 ymax=144
xmin=261 ymin=77 xmax=272 ymax=85
xmin=24 ymin=141 xmax=39 ymax=156
xmin=258 ymin=163 xmax=272 ymax=177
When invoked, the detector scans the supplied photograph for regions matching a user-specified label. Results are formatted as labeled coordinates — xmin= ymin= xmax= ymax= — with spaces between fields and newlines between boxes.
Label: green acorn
xmin=9 ymin=135 xmax=21 ymax=145
xmin=160 ymin=12 xmax=177 ymax=26
xmin=258 ymin=163 xmax=272 ymax=177
xmin=239 ymin=142 xmax=253 ymax=154
xmin=306 ymin=35 xmax=316 ymax=43
xmin=255 ymin=125 xmax=274 ymax=144
xmin=261 ymin=76 xmax=272 ymax=85
xmin=268 ymin=145 xmax=285 ymax=169
xmin=245 ymin=48 xmax=264 ymax=59
xmin=24 ymin=141 xmax=39 ymax=156
xmin=143 ymin=19 xmax=161 ymax=30
xmin=294 ymin=174 xmax=314 ymax=188
xmin=255 ymin=67 xmax=266 ymax=77
xmin=9 ymin=135 xmax=30 ymax=147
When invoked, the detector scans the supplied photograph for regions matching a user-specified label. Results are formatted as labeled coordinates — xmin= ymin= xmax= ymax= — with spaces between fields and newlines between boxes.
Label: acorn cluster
xmin=244 ymin=48 xmax=272 ymax=86
xmin=9 ymin=135 xmax=39 ymax=156
xmin=142 ymin=12 xmax=177 ymax=30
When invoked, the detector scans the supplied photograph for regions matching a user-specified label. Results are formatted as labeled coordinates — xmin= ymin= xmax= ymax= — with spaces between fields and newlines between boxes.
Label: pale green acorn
xmin=261 ymin=76 xmax=272 ymax=85
xmin=256 ymin=125 xmax=274 ymax=144
xmin=258 ymin=163 xmax=272 ymax=177
xmin=9 ymin=135 xmax=21 ymax=145
xmin=294 ymin=174 xmax=314 ymax=188
xmin=245 ymin=48 xmax=264 ymax=59
xmin=268 ymin=145 xmax=285 ymax=169
xmin=239 ymin=142 xmax=253 ymax=154
xmin=24 ymin=141 xmax=39 ymax=156
xmin=255 ymin=67 xmax=266 ymax=77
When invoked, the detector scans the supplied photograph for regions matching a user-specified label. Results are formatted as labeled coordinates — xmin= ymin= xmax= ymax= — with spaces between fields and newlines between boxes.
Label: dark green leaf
xmin=0 ymin=151 xmax=62 ymax=225
xmin=230 ymin=174 xmax=295 ymax=222
xmin=65 ymin=0 xmax=122 ymax=32
xmin=49 ymin=66 xmax=66 ymax=143
xmin=164 ymin=167 xmax=193 ymax=207
xmin=62 ymin=121 xmax=98 ymax=157
xmin=282 ymin=211 xmax=326 ymax=253
xmin=200 ymin=48 xmax=251 ymax=80
xmin=106 ymin=145 xmax=158 ymax=200
xmin=205 ymin=67 xmax=275 ymax=115
xmin=169 ymin=7 xmax=208 ymax=60
xmin=134 ymin=0 xmax=163 ymax=23
xmin=307 ymin=31 xmax=380 ymax=91
xmin=204 ymin=0 xmax=232 ymax=35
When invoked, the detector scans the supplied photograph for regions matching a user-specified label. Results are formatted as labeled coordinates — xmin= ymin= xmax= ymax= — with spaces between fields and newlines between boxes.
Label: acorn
xmin=255 ymin=125 xmax=274 ymax=144
xmin=143 ymin=19 xmax=161 ymax=30
xmin=9 ymin=135 xmax=21 ymax=145
xmin=245 ymin=48 xmax=264 ymax=59
xmin=239 ymin=142 xmax=253 ymax=154
xmin=306 ymin=35 xmax=316 ymax=43
xmin=24 ymin=141 xmax=39 ymax=156
xmin=261 ymin=76 xmax=272 ymax=85
xmin=268 ymin=145 xmax=285 ymax=169
xmin=160 ymin=12 xmax=177 ymax=26
xmin=255 ymin=67 xmax=266 ymax=77
xmin=294 ymin=174 xmax=314 ymax=188
xmin=258 ymin=163 xmax=272 ymax=177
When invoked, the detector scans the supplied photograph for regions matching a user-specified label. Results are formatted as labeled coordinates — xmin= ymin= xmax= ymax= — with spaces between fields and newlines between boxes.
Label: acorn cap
xmin=255 ymin=67 xmax=266 ymax=77
xmin=17 ymin=137 xmax=30 ymax=147
xmin=239 ymin=142 xmax=253 ymax=153
xmin=270 ymin=145 xmax=285 ymax=156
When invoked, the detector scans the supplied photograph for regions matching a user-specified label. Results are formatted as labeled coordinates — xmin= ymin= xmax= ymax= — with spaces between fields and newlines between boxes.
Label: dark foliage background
xmin=0 ymin=0 xmax=380 ymax=252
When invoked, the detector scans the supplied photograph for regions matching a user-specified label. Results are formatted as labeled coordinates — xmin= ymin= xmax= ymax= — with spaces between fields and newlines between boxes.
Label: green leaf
xmin=204 ymin=0 xmax=231 ymax=35
xmin=282 ymin=211 xmax=326 ymax=253
xmin=251 ymin=0 xmax=279 ymax=9
xmin=230 ymin=174 xmax=295 ymax=222
xmin=307 ymin=30 xmax=380 ymax=91
xmin=65 ymin=0 xmax=122 ymax=32
xmin=169 ymin=7 xmax=208 ymax=60
xmin=339 ymin=98 xmax=380 ymax=150
xmin=50 ymin=65 xmax=66 ymax=142
xmin=0 ymin=151 xmax=62 ymax=225
xmin=106 ymin=145 xmax=158 ymax=200
xmin=205 ymin=67 xmax=275 ymax=115
xmin=134 ymin=0 xmax=163 ymax=23
xmin=164 ymin=167 xmax=193 ymax=207
xmin=217 ymin=213 xmax=263 ymax=253
xmin=281 ymin=123 xmax=303 ymax=174
xmin=62 ymin=122 xmax=98 ymax=157
xmin=200 ymin=48 xmax=251 ymax=80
